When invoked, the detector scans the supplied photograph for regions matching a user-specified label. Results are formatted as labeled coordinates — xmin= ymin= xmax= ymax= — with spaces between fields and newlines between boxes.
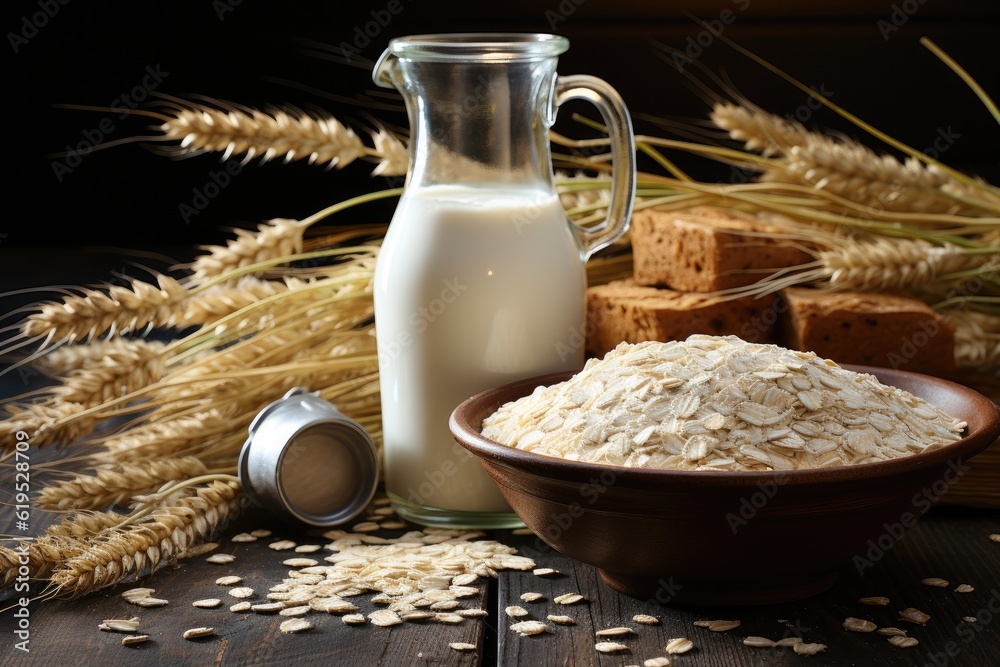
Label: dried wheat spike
xmin=51 ymin=343 xmax=165 ymax=406
xmin=38 ymin=456 xmax=209 ymax=511
xmin=158 ymin=103 xmax=407 ymax=177
xmin=947 ymin=310 xmax=1000 ymax=369
xmin=180 ymin=276 xmax=294 ymax=324
xmin=711 ymin=102 xmax=814 ymax=156
xmin=188 ymin=219 xmax=306 ymax=285
xmin=22 ymin=274 xmax=188 ymax=343
xmin=98 ymin=409 xmax=233 ymax=461
xmin=819 ymin=238 xmax=981 ymax=291
xmin=50 ymin=481 xmax=242 ymax=597
xmin=35 ymin=339 xmax=164 ymax=375
xmin=1 ymin=400 xmax=95 ymax=453
xmin=712 ymin=102 xmax=972 ymax=214
xmin=0 ymin=511 xmax=124 ymax=589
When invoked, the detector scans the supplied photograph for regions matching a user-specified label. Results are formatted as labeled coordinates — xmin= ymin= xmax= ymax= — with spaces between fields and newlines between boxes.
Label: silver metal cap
xmin=238 ymin=387 xmax=379 ymax=527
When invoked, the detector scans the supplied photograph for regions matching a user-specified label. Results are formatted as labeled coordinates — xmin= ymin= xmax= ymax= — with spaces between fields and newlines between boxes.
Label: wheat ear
xmin=158 ymin=103 xmax=408 ymax=176
xmin=947 ymin=309 xmax=1000 ymax=368
xmin=0 ymin=511 xmax=124 ymax=589
xmin=51 ymin=342 xmax=165 ymax=406
xmin=50 ymin=480 xmax=242 ymax=598
xmin=188 ymin=218 xmax=306 ymax=285
xmin=1 ymin=401 xmax=94 ymax=453
xmin=35 ymin=339 xmax=164 ymax=375
xmin=818 ymin=238 xmax=985 ymax=291
xmin=38 ymin=456 xmax=209 ymax=511
xmin=22 ymin=274 xmax=187 ymax=343
xmin=710 ymin=103 xmax=814 ymax=156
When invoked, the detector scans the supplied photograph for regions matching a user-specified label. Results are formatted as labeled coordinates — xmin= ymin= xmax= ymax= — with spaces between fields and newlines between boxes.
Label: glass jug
xmin=373 ymin=33 xmax=635 ymax=528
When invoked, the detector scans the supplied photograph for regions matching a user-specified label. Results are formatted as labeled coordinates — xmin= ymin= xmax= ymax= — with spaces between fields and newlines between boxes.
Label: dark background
xmin=2 ymin=0 xmax=999 ymax=321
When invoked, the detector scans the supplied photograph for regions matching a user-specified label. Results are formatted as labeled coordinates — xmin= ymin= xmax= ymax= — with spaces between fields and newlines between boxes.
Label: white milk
xmin=375 ymin=184 xmax=586 ymax=514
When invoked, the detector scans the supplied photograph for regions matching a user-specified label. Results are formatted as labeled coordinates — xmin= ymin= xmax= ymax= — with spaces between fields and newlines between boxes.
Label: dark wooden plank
xmin=0 ymin=507 xmax=487 ymax=666
xmin=496 ymin=508 xmax=1000 ymax=666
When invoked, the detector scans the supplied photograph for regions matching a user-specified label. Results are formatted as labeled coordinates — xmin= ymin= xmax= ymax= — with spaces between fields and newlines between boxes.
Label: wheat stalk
xmin=38 ymin=456 xmax=209 ymax=511
xmin=710 ymin=102 xmax=815 ymax=156
xmin=50 ymin=480 xmax=242 ymax=598
xmin=179 ymin=276 xmax=295 ymax=324
xmin=188 ymin=218 xmax=307 ymax=285
xmin=158 ymin=103 xmax=408 ymax=176
xmin=1 ymin=401 xmax=95 ymax=453
xmin=51 ymin=342 xmax=165 ymax=406
xmin=818 ymin=238 xmax=985 ymax=291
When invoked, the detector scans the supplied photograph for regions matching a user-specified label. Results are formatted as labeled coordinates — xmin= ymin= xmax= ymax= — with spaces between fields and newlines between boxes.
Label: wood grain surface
xmin=1 ymin=505 xmax=998 ymax=666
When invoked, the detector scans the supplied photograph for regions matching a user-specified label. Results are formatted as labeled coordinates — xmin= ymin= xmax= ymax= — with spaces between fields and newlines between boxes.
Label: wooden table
xmin=2 ymin=501 xmax=998 ymax=666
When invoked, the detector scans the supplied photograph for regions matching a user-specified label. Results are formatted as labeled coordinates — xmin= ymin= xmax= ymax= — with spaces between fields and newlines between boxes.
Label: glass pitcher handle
xmin=553 ymin=75 xmax=636 ymax=262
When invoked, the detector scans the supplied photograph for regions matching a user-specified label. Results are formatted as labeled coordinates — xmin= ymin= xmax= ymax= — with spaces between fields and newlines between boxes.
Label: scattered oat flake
xmin=547 ymin=614 xmax=575 ymax=625
xmin=121 ymin=634 xmax=149 ymax=646
xmin=280 ymin=618 xmax=313 ymax=634
xmin=520 ymin=592 xmax=544 ymax=603
xmin=228 ymin=587 xmax=255 ymax=599
xmin=434 ymin=613 xmax=464 ymax=624
xmin=251 ymin=602 xmax=285 ymax=613
xmin=373 ymin=496 xmax=392 ymax=506
xmin=283 ymin=558 xmax=319 ymax=568
xmin=644 ymin=659 xmax=671 ymax=667
xmin=452 ymin=573 xmax=478 ymax=586
xmin=457 ymin=609 xmax=489 ymax=618
xmin=596 ymin=627 xmax=634 ymax=637
xmin=665 ymin=638 xmax=694 ymax=654
xmin=269 ymin=540 xmax=297 ymax=550
xmin=511 ymin=527 xmax=535 ymax=535
xmin=990 ymin=534 xmax=1000 ymax=543
xmin=533 ymin=568 xmax=559 ymax=577
xmin=369 ymin=610 xmax=403 ymax=627
xmin=510 ymin=620 xmax=547 ymax=636
xmin=294 ymin=544 xmax=322 ymax=553
xmin=633 ymin=614 xmax=660 ymax=625
xmin=402 ymin=611 xmax=434 ymax=621
xmin=450 ymin=586 xmax=479 ymax=599
xmin=743 ymin=636 xmax=776 ymax=647
xmin=380 ymin=521 xmax=407 ymax=530
xmin=250 ymin=528 xmax=273 ymax=537
xmin=132 ymin=597 xmax=168 ymax=608
xmin=230 ymin=602 xmax=251 ymax=612
xmin=183 ymin=627 xmax=214 ymax=640
xmin=554 ymin=593 xmax=585 ymax=604
xmin=99 ymin=619 xmax=140 ymax=633
xmin=192 ymin=599 xmax=222 ymax=609
xmin=430 ymin=600 xmax=459 ymax=611
xmin=889 ymin=636 xmax=919 ymax=648
xmin=449 ymin=643 xmax=477 ymax=651
xmin=922 ymin=577 xmax=949 ymax=587
xmin=963 ymin=616 xmax=977 ymax=623
xmin=899 ymin=608 xmax=930 ymax=624
xmin=776 ymin=637 xmax=803 ymax=647
xmin=121 ymin=588 xmax=155 ymax=601
xmin=697 ymin=620 xmax=739 ymax=632
xmin=595 ymin=641 xmax=629 ymax=653
xmin=843 ymin=617 xmax=877 ymax=633
xmin=216 ymin=575 xmax=243 ymax=586
xmin=860 ymin=596 xmax=890 ymax=606
xmin=343 ymin=614 xmax=366 ymax=625
xmin=877 ymin=627 xmax=907 ymax=636
xmin=955 ymin=584 xmax=975 ymax=593
xmin=352 ymin=522 xmax=380 ymax=532
xmin=505 ymin=605 xmax=529 ymax=618
xmin=231 ymin=532 xmax=256 ymax=543
xmin=205 ymin=554 xmax=235 ymax=564
xmin=793 ymin=642 xmax=827 ymax=655
xmin=279 ymin=606 xmax=311 ymax=617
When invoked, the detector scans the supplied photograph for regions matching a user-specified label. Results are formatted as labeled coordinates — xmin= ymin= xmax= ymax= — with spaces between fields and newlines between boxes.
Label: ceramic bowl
xmin=450 ymin=365 xmax=1000 ymax=605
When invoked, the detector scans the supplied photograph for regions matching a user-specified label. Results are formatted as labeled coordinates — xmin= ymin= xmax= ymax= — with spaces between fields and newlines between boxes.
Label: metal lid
xmin=238 ymin=388 xmax=379 ymax=527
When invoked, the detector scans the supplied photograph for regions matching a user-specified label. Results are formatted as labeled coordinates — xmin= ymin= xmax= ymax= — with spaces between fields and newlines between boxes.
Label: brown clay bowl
xmin=450 ymin=365 xmax=1000 ymax=606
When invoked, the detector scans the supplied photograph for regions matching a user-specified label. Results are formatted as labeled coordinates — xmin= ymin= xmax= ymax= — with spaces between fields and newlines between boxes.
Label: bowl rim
xmin=450 ymin=364 xmax=1000 ymax=489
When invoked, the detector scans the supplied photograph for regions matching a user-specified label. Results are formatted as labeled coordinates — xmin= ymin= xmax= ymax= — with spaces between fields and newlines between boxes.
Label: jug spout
xmin=372 ymin=48 xmax=398 ymax=89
